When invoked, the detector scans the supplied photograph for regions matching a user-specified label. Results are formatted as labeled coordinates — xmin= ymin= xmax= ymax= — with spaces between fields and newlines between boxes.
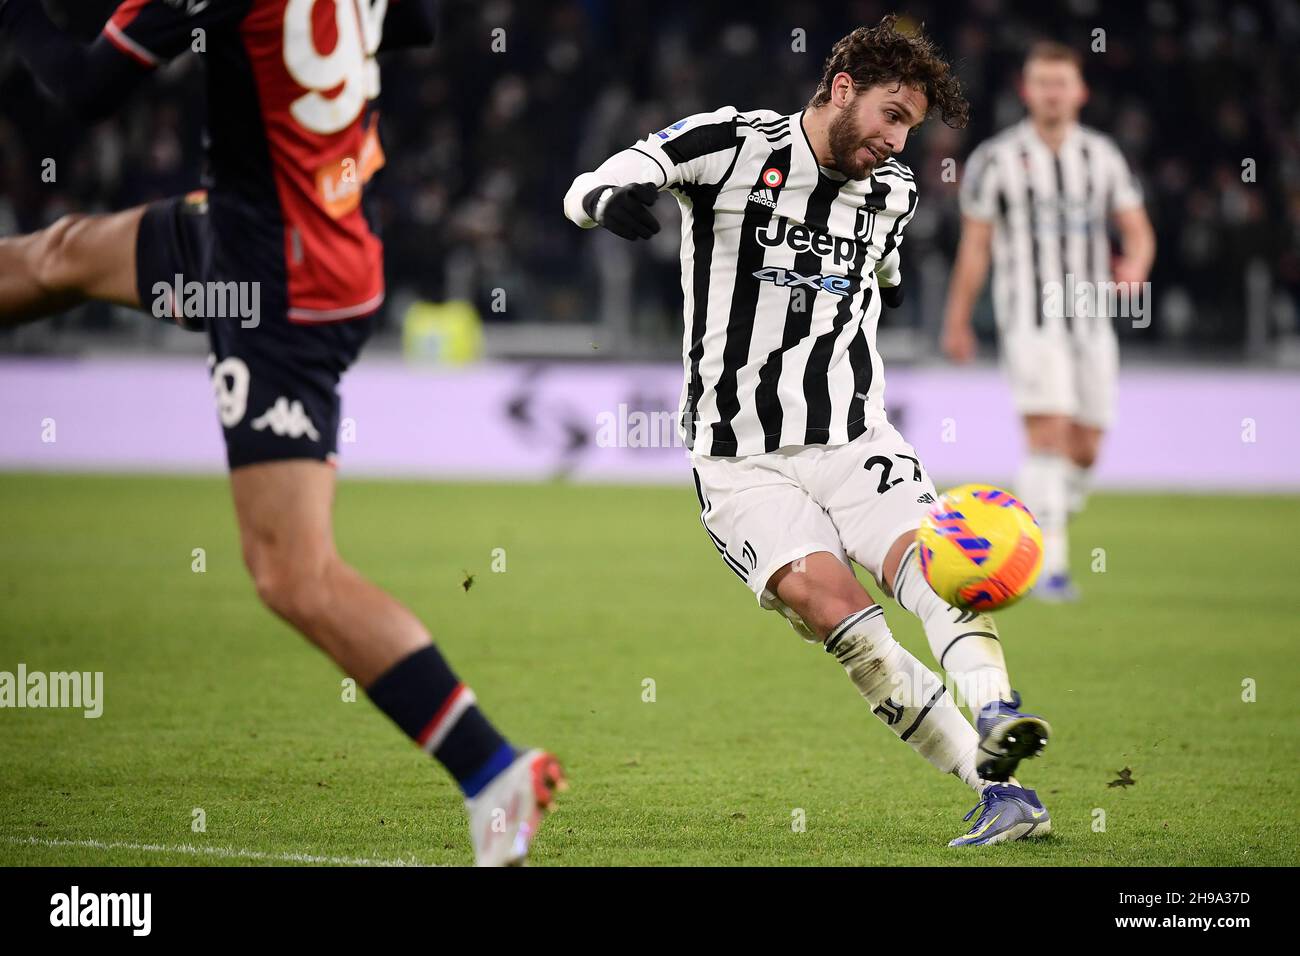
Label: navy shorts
xmin=135 ymin=192 xmax=375 ymax=470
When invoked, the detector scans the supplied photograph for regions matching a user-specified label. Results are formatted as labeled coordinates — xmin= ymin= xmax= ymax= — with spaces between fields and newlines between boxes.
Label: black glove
xmin=584 ymin=182 xmax=661 ymax=240
xmin=880 ymin=283 xmax=904 ymax=309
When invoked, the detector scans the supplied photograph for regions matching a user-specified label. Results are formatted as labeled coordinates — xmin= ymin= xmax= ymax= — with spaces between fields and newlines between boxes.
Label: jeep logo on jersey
xmin=755 ymin=217 xmax=859 ymax=267
xmin=752 ymin=267 xmax=853 ymax=297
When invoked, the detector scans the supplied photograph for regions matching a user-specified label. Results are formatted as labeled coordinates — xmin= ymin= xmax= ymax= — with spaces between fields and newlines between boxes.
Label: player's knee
xmin=1069 ymin=438 xmax=1100 ymax=469
xmin=33 ymin=213 xmax=91 ymax=293
xmin=770 ymin=555 xmax=869 ymax=636
xmin=244 ymin=543 xmax=331 ymax=630
xmin=1024 ymin=415 xmax=1071 ymax=454
xmin=254 ymin=565 xmax=331 ymax=631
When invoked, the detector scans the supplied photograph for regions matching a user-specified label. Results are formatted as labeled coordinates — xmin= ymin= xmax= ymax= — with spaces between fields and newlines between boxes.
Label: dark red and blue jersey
xmin=104 ymin=0 xmax=435 ymax=322
xmin=0 ymin=0 xmax=436 ymax=324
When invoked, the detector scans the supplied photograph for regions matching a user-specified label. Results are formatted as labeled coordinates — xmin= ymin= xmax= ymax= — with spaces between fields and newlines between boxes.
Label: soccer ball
xmin=916 ymin=484 xmax=1043 ymax=611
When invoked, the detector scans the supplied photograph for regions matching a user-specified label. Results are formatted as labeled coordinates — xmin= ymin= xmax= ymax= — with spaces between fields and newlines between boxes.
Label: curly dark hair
xmin=808 ymin=15 xmax=969 ymax=129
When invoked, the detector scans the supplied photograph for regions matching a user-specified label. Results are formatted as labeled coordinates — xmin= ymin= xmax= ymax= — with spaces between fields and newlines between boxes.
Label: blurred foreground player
xmin=0 ymin=0 xmax=562 ymax=866
xmin=941 ymin=42 xmax=1155 ymax=601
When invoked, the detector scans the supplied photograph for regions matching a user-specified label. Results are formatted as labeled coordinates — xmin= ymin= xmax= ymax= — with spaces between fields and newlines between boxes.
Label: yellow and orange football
xmin=916 ymin=484 xmax=1043 ymax=611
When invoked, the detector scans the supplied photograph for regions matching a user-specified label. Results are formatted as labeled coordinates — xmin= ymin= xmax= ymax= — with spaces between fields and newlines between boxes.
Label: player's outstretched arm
xmin=563 ymin=149 xmax=667 ymax=241
xmin=565 ymin=107 xmax=743 ymax=240
xmin=576 ymin=182 xmax=662 ymax=241
xmin=0 ymin=0 xmax=149 ymax=121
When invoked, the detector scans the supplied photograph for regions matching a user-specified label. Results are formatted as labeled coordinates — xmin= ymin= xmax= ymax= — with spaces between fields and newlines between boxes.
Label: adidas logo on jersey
xmin=917 ymin=492 xmax=935 ymax=504
xmin=747 ymin=187 xmax=777 ymax=208
xmin=251 ymin=397 xmax=321 ymax=441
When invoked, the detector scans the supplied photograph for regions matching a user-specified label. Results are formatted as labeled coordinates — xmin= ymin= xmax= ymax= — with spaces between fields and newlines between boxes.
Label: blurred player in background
xmin=941 ymin=42 xmax=1155 ymax=601
xmin=567 ymin=16 xmax=1054 ymax=847
xmin=0 ymin=0 xmax=561 ymax=866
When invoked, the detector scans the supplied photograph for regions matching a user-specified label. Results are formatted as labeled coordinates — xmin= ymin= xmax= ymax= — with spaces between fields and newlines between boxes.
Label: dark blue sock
xmin=367 ymin=645 xmax=514 ymax=797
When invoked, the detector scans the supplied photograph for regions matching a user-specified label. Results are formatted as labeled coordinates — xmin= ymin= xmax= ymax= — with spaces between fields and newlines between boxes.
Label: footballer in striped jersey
xmin=942 ymin=42 xmax=1155 ymax=601
xmin=567 ymin=15 xmax=1055 ymax=847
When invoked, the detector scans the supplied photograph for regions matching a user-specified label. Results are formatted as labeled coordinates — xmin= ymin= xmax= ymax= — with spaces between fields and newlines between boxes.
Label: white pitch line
xmin=5 ymin=835 xmax=439 ymax=867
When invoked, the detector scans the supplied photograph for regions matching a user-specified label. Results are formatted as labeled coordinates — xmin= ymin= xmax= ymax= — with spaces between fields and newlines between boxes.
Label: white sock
xmin=1018 ymin=451 xmax=1069 ymax=578
xmin=825 ymin=606 xmax=984 ymax=792
xmin=892 ymin=542 xmax=1012 ymax=721
xmin=1067 ymin=461 xmax=1092 ymax=516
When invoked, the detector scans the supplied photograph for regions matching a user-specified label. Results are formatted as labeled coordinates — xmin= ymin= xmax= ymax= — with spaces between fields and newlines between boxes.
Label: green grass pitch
xmin=0 ymin=474 xmax=1295 ymax=866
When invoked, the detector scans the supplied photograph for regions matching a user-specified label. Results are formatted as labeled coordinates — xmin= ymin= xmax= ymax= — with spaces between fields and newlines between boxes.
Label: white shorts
xmin=1000 ymin=327 xmax=1118 ymax=429
xmin=688 ymin=419 xmax=938 ymax=603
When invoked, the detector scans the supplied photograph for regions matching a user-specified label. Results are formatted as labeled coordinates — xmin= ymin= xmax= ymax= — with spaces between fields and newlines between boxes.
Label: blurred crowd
xmin=1 ymin=0 xmax=1297 ymax=354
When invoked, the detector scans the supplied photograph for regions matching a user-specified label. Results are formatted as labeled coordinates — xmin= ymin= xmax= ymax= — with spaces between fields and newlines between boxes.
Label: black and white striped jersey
xmin=960 ymin=119 xmax=1144 ymax=337
xmin=565 ymin=106 xmax=918 ymax=458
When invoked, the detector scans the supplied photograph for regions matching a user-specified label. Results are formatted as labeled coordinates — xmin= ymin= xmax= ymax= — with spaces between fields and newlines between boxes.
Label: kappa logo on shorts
xmin=251 ymin=397 xmax=321 ymax=441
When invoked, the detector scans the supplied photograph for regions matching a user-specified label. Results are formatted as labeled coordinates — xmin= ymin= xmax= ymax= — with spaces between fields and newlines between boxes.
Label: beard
xmin=827 ymin=109 xmax=880 ymax=180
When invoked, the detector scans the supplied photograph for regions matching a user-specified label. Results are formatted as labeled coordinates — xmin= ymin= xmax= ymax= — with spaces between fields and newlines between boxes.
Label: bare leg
xmin=229 ymin=458 xmax=562 ymax=864
xmin=0 ymin=207 xmax=144 ymax=327
xmin=1065 ymin=420 xmax=1104 ymax=515
xmin=229 ymin=459 xmax=429 ymax=686
xmin=1023 ymin=412 xmax=1071 ymax=457
xmin=1066 ymin=421 xmax=1104 ymax=469
xmin=767 ymin=550 xmax=874 ymax=639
